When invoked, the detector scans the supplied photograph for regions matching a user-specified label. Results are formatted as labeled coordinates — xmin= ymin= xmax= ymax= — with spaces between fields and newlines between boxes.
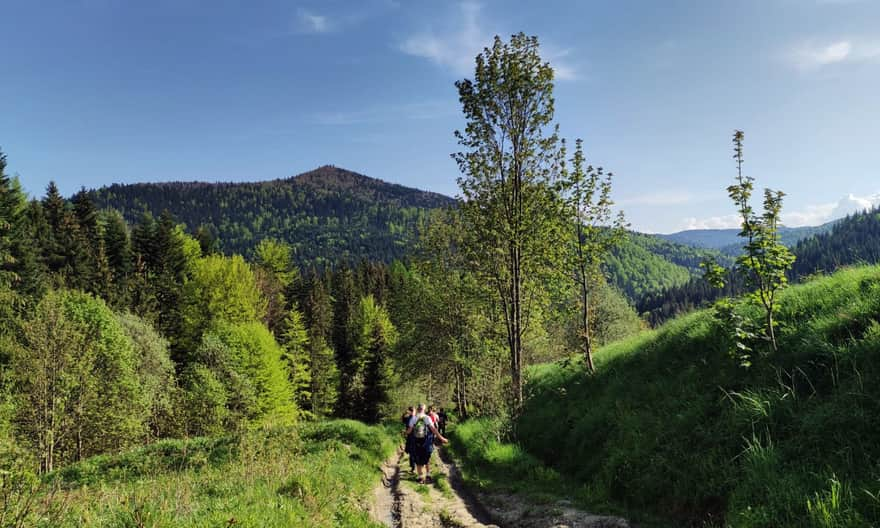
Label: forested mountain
xmin=659 ymin=222 xmax=835 ymax=253
xmin=637 ymin=207 xmax=880 ymax=325
xmin=605 ymin=232 xmax=732 ymax=300
xmin=89 ymin=165 xmax=455 ymax=265
xmin=791 ymin=207 xmax=880 ymax=278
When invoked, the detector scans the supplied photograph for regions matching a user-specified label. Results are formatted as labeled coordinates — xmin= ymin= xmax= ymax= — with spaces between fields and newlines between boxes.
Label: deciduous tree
xmin=453 ymin=33 xmax=565 ymax=408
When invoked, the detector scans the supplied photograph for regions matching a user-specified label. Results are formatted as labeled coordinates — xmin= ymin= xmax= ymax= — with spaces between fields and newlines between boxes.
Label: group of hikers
xmin=401 ymin=404 xmax=449 ymax=484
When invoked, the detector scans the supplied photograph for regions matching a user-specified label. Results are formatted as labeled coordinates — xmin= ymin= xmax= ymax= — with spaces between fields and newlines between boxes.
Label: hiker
xmin=437 ymin=408 xmax=448 ymax=436
xmin=401 ymin=406 xmax=415 ymax=472
xmin=405 ymin=403 xmax=448 ymax=484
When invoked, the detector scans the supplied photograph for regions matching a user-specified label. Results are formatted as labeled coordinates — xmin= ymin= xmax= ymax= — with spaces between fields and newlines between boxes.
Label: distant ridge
xmin=88 ymin=165 xmax=745 ymax=303
xmin=658 ymin=222 xmax=838 ymax=254
xmin=89 ymin=166 xmax=455 ymax=264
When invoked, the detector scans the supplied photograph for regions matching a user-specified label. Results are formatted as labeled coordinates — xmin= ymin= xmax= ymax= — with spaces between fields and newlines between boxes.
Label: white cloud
xmin=830 ymin=192 xmax=880 ymax=217
xmin=400 ymin=3 xmax=488 ymax=76
xmin=400 ymin=3 xmax=578 ymax=80
xmin=782 ymin=202 xmax=837 ymax=226
xmin=789 ymin=38 xmax=880 ymax=70
xmin=782 ymin=193 xmax=880 ymax=226
xmin=679 ymin=192 xmax=880 ymax=231
xmin=297 ymin=8 xmax=331 ymax=34
xmin=680 ymin=214 xmax=742 ymax=231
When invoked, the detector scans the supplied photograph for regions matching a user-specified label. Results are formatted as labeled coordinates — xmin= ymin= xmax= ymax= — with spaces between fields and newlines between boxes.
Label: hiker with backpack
xmin=405 ymin=403 xmax=448 ymax=484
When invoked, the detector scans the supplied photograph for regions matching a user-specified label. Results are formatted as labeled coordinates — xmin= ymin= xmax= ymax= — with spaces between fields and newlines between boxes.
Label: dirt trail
xmin=369 ymin=446 xmax=631 ymax=528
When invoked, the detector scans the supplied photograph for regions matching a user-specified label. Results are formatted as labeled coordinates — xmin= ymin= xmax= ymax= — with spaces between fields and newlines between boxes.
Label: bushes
xmin=185 ymin=321 xmax=298 ymax=431
xmin=9 ymin=291 xmax=151 ymax=470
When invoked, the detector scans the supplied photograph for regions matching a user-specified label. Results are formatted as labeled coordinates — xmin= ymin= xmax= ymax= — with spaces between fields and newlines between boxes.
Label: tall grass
xmin=37 ymin=420 xmax=396 ymax=527
xmin=469 ymin=266 xmax=880 ymax=527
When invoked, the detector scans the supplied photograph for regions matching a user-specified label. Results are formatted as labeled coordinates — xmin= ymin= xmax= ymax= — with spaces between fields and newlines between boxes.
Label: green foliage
xmin=254 ymin=239 xmax=298 ymax=334
xmin=41 ymin=420 xmax=396 ymax=527
xmin=0 ymin=151 xmax=30 ymax=289
xmin=300 ymin=275 xmax=339 ymax=417
xmin=182 ymin=254 xmax=267 ymax=354
xmin=586 ymin=280 xmax=644 ymax=347
xmin=90 ymin=166 xmax=451 ymax=264
xmin=791 ymin=206 xmax=880 ymax=279
xmin=710 ymin=298 xmax=761 ymax=368
xmin=180 ymin=364 xmax=228 ymax=437
xmin=348 ymin=295 xmax=397 ymax=422
xmin=725 ymin=130 xmax=796 ymax=350
xmin=202 ymin=321 xmax=298 ymax=426
xmin=255 ymin=239 xmax=297 ymax=288
xmin=402 ymin=210 xmax=509 ymax=418
xmin=281 ymin=308 xmax=312 ymax=412
xmin=307 ymin=336 xmax=339 ymax=417
xmin=115 ymin=312 xmax=178 ymax=437
xmin=562 ymin=138 xmax=628 ymax=371
xmin=454 ymin=32 xmax=566 ymax=408
xmin=0 ymin=406 xmax=66 ymax=528
xmin=507 ymin=265 xmax=880 ymax=526
xmin=10 ymin=290 xmax=149 ymax=471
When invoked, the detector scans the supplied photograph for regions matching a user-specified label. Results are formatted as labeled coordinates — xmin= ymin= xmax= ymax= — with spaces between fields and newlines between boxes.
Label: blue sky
xmin=2 ymin=0 xmax=879 ymax=233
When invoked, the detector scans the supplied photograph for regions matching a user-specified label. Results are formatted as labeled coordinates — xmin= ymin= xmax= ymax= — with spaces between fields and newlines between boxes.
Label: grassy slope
xmin=42 ymin=420 xmax=396 ymax=527
xmin=458 ymin=266 xmax=880 ymax=527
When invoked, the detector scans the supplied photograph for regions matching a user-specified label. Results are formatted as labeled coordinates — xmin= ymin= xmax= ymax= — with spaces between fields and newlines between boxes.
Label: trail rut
xmin=369 ymin=446 xmax=631 ymax=528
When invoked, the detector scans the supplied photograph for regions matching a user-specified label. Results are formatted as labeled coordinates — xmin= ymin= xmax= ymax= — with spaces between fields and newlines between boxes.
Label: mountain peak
xmin=289 ymin=165 xmax=382 ymax=189
xmin=287 ymin=166 xmax=454 ymax=207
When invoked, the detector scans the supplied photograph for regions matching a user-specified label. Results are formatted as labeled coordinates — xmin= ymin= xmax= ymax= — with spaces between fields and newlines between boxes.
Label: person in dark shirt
xmin=401 ymin=406 xmax=415 ymax=472
xmin=437 ymin=408 xmax=448 ymax=436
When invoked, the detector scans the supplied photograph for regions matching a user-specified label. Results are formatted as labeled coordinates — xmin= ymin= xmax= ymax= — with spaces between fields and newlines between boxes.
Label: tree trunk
xmin=511 ymin=243 xmax=523 ymax=410
xmin=767 ymin=308 xmax=777 ymax=352
xmin=582 ymin=284 xmax=594 ymax=373
xmin=579 ymin=264 xmax=594 ymax=373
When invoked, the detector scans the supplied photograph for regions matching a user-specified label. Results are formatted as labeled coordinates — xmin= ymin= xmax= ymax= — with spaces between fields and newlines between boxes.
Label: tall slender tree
xmin=725 ymin=130 xmax=795 ymax=351
xmin=563 ymin=139 xmax=628 ymax=372
xmin=331 ymin=264 xmax=359 ymax=416
xmin=453 ymin=33 xmax=565 ymax=408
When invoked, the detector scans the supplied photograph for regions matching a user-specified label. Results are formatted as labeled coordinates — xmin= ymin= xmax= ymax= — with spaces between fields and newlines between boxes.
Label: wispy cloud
xmin=400 ymin=2 xmax=578 ymax=80
xmin=399 ymin=3 xmax=488 ymax=76
xmin=296 ymin=8 xmax=331 ymax=34
xmin=679 ymin=192 xmax=880 ymax=231
xmin=788 ymin=38 xmax=880 ymax=70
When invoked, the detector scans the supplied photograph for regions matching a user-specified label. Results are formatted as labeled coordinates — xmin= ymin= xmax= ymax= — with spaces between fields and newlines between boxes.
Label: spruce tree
xmin=102 ymin=209 xmax=132 ymax=306
xmin=303 ymin=275 xmax=338 ymax=416
xmin=331 ymin=264 xmax=358 ymax=416
xmin=281 ymin=308 xmax=311 ymax=412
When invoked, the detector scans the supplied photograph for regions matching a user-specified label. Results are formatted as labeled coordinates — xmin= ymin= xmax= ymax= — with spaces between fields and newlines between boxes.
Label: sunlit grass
xmin=456 ymin=266 xmax=880 ymax=527
xmin=41 ymin=420 xmax=396 ymax=527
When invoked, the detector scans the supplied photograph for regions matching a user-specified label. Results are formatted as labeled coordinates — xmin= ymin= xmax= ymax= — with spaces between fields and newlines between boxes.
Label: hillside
xmin=606 ymin=232 xmax=732 ymax=301
xmin=89 ymin=165 xmax=455 ymax=264
xmin=791 ymin=207 xmax=880 ymax=278
xmin=659 ymin=222 xmax=835 ymax=254
xmin=88 ymin=165 xmax=731 ymax=303
xmin=21 ymin=421 xmax=396 ymax=527
xmin=638 ymin=207 xmax=880 ymax=325
xmin=508 ymin=265 xmax=880 ymax=526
